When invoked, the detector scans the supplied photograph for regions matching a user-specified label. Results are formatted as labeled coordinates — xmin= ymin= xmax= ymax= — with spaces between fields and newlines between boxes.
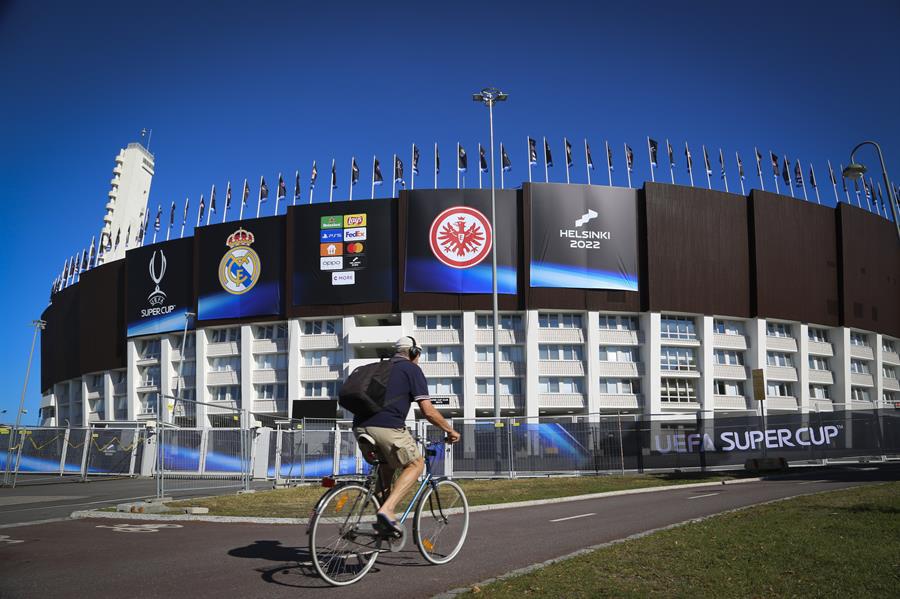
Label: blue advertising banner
xmin=197 ymin=217 xmax=284 ymax=320
xmin=529 ymin=183 xmax=638 ymax=291
xmin=126 ymin=237 xmax=195 ymax=337
xmin=404 ymin=189 xmax=518 ymax=294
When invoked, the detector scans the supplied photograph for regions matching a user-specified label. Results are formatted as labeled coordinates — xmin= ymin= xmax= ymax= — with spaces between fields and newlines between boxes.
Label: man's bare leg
xmin=377 ymin=457 xmax=424 ymax=522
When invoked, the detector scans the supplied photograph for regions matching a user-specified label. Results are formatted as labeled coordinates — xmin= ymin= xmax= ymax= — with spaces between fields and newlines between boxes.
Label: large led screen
xmin=404 ymin=189 xmax=518 ymax=294
xmin=530 ymin=183 xmax=638 ymax=291
xmin=197 ymin=217 xmax=284 ymax=320
xmin=292 ymin=199 xmax=396 ymax=305
xmin=126 ymin=237 xmax=195 ymax=336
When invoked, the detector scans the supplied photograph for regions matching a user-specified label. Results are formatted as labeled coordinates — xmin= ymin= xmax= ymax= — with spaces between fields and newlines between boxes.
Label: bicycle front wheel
xmin=309 ymin=483 xmax=381 ymax=586
xmin=413 ymin=479 xmax=469 ymax=564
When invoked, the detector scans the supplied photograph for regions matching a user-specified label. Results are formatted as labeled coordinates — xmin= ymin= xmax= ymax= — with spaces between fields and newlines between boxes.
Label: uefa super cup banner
xmin=197 ymin=217 xmax=284 ymax=320
xmin=529 ymin=183 xmax=639 ymax=291
xmin=404 ymin=189 xmax=518 ymax=294
xmin=126 ymin=237 xmax=195 ymax=337
xmin=292 ymin=199 xmax=396 ymax=306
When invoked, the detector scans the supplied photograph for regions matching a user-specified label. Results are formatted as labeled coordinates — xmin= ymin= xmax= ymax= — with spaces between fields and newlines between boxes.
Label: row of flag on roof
xmin=51 ymin=137 xmax=897 ymax=297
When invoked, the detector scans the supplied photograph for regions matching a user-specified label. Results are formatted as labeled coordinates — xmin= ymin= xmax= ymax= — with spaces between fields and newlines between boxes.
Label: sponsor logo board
xmin=428 ymin=205 xmax=493 ymax=269
xmin=320 ymin=242 xmax=343 ymax=256
xmin=331 ymin=271 xmax=355 ymax=285
xmin=343 ymin=227 xmax=367 ymax=241
xmin=320 ymin=230 xmax=343 ymax=243
xmin=320 ymin=256 xmax=343 ymax=270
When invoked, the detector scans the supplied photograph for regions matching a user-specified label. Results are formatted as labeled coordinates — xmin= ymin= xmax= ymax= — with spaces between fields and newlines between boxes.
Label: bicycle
xmin=307 ymin=435 xmax=469 ymax=586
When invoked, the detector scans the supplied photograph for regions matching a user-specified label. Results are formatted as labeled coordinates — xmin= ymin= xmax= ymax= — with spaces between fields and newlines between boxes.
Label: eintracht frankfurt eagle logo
xmin=429 ymin=206 xmax=493 ymax=269
xmin=219 ymin=228 xmax=260 ymax=295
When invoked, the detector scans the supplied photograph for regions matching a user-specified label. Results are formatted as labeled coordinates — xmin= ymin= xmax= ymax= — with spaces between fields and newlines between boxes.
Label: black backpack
xmin=338 ymin=359 xmax=398 ymax=417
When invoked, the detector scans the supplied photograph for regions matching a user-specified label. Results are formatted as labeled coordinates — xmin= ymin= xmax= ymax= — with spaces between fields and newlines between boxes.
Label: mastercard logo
xmin=345 ymin=242 xmax=365 ymax=254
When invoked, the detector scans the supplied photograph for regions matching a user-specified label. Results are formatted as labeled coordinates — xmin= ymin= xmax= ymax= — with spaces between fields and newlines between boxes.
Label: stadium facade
xmin=39 ymin=182 xmax=900 ymax=428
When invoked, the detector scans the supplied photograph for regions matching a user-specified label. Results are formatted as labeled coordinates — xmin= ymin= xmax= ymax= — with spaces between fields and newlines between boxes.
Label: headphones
xmin=407 ymin=336 xmax=421 ymax=360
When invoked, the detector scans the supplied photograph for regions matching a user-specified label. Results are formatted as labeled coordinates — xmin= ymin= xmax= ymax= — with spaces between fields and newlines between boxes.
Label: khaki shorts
xmin=354 ymin=426 xmax=421 ymax=469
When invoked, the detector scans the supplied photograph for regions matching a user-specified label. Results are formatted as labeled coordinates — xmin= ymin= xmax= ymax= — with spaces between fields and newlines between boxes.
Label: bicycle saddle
xmin=356 ymin=433 xmax=381 ymax=465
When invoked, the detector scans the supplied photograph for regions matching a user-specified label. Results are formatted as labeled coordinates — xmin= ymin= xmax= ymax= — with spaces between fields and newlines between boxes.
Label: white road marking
xmin=796 ymin=480 xmax=829 ymax=485
xmin=0 ymin=534 xmax=25 ymax=545
xmin=687 ymin=493 xmax=720 ymax=500
xmin=550 ymin=512 xmax=596 ymax=523
xmin=96 ymin=523 xmax=183 ymax=533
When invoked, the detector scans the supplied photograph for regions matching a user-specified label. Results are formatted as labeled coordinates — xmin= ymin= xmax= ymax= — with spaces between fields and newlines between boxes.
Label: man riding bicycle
xmin=352 ymin=336 xmax=460 ymax=537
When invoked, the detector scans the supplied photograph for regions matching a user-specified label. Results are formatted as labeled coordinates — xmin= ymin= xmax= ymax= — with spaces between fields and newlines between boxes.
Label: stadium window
xmin=883 ymin=366 xmax=897 ymax=380
xmin=851 ymin=387 xmax=870 ymax=402
xmin=714 ymin=350 xmax=743 ymax=365
xmin=476 ymin=378 xmax=521 ymax=395
xmin=766 ymin=351 xmax=793 ymax=367
xmin=714 ymin=380 xmax=743 ymax=396
xmin=849 ymin=360 xmax=869 ymax=374
xmin=766 ymin=322 xmax=792 ymax=338
xmin=883 ymin=339 xmax=896 ymax=353
xmin=304 ymin=320 xmax=339 ymax=335
xmin=808 ymin=328 xmax=828 ymax=343
xmin=660 ymin=378 xmax=696 ymax=402
xmin=808 ymin=356 xmax=829 ymax=370
xmin=809 ymin=385 xmax=829 ymax=399
xmin=210 ymin=328 xmax=239 ymax=343
xmin=766 ymin=382 xmax=792 ymax=397
xmin=539 ymin=313 xmax=583 ymax=329
xmin=713 ymin=320 xmax=743 ymax=335
xmin=849 ymin=332 xmax=869 ymax=347
xmin=660 ymin=316 xmax=696 ymax=340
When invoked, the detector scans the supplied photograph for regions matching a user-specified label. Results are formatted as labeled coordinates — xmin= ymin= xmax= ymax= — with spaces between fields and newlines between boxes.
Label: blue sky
xmin=1 ymin=0 xmax=898 ymax=423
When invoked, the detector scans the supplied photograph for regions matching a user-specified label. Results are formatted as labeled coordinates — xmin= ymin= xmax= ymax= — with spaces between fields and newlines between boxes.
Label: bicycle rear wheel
xmin=309 ymin=483 xmax=381 ymax=586
xmin=413 ymin=479 xmax=469 ymax=564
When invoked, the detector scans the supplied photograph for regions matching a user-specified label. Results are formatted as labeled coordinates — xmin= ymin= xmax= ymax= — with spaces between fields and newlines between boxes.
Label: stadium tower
xmin=98 ymin=141 xmax=154 ymax=263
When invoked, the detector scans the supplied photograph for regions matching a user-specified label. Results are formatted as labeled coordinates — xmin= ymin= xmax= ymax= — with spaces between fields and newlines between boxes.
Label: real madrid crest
xmin=219 ymin=228 xmax=260 ymax=295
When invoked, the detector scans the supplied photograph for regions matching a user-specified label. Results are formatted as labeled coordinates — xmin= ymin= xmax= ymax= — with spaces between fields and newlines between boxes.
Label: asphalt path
xmin=0 ymin=464 xmax=896 ymax=599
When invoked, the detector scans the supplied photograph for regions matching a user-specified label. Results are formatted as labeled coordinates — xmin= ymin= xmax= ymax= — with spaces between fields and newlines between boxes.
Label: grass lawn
xmin=461 ymin=482 xmax=900 ymax=598
xmin=166 ymin=471 xmax=748 ymax=518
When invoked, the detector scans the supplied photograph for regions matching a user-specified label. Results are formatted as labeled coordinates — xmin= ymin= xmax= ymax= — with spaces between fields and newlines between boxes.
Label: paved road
xmin=0 ymin=464 xmax=896 ymax=599
xmin=0 ymin=476 xmax=271 ymax=527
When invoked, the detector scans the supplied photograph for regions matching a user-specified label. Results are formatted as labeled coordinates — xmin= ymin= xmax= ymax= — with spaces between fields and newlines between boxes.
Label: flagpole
xmin=564 ymin=138 xmax=570 ymax=184
xmin=372 ymin=155 xmax=377 ymax=199
xmin=543 ymin=137 xmax=549 ymax=183
xmin=810 ymin=164 xmax=820 ymax=204
xmin=668 ymin=140 xmax=675 ymax=184
xmin=434 ymin=143 xmax=438 ymax=189
xmin=624 ymin=143 xmax=632 ymax=188
xmin=293 ymin=171 xmax=299 ymax=207
xmin=772 ymin=155 xmax=780 ymax=194
xmin=584 ymin=139 xmax=591 ymax=185
xmin=527 ymin=137 xmax=532 ymax=183
xmin=256 ymin=176 xmax=263 ymax=217
xmin=411 ymin=144 xmax=416 ymax=191
xmin=799 ymin=161 xmax=808 ymax=201
xmin=737 ymin=152 xmax=745 ymax=195
xmin=702 ymin=146 xmax=711 ymax=189
xmin=457 ymin=143 xmax=460 ymax=189
xmin=755 ymin=148 xmax=765 ymax=191
xmin=828 ymin=161 xmax=839 ymax=204
xmin=839 ymin=164 xmax=851 ymax=204
xmin=349 ymin=158 xmax=354 ymax=201
xmin=329 ymin=160 xmax=335 ymax=203
xmin=686 ymin=143 xmax=694 ymax=187
xmin=721 ymin=151 xmax=729 ymax=193
xmin=196 ymin=195 xmax=203 ymax=228
xmin=478 ymin=144 xmax=483 ymax=189
xmin=206 ymin=184 xmax=214 ymax=225
xmin=500 ymin=143 xmax=506 ymax=189
xmin=876 ymin=182 xmax=886 ymax=218
xmin=785 ymin=159 xmax=794 ymax=198
xmin=868 ymin=178 xmax=876 ymax=213
xmin=647 ymin=137 xmax=654 ymax=183
xmin=274 ymin=176 xmax=281 ymax=215
xmin=606 ymin=140 xmax=612 ymax=186
xmin=392 ymin=154 xmax=397 ymax=197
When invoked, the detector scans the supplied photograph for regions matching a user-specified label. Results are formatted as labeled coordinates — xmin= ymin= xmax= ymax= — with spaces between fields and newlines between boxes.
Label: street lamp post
xmin=473 ymin=87 xmax=508 ymax=425
xmin=3 ymin=319 xmax=46 ymax=486
xmin=842 ymin=140 xmax=900 ymax=241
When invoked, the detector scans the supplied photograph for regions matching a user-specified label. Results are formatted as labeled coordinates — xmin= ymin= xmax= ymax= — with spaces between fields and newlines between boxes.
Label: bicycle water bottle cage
xmin=356 ymin=434 xmax=382 ymax=465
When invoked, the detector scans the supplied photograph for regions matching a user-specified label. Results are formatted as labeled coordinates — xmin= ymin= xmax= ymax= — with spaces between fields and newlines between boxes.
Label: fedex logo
xmin=343 ymin=227 xmax=367 ymax=241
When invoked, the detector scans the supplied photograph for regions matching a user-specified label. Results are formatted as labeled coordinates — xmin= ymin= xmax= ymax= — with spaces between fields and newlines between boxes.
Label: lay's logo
xmin=344 ymin=214 xmax=366 ymax=227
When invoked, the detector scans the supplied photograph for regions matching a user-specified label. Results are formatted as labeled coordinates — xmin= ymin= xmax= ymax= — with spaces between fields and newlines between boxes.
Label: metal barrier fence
xmin=5 ymin=405 xmax=898 ymax=492
xmin=1 ymin=424 xmax=145 ymax=487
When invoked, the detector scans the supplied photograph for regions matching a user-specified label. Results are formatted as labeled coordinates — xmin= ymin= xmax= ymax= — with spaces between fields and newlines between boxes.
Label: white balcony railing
xmin=766 ymin=336 xmax=798 ymax=353
xmin=537 ymin=360 xmax=585 ymax=377
xmin=766 ymin=365 xmax=798 ymax=382
xmin=808 ymin=369 xmax=834 ymax=385
xmin=714 ymin=395 xmax=748 ymax=410
xmin=807 ymin=340 xmax=834 ymax=357
xmin=883 ymin=351 xmax=900 ymax=366
xmin=300 ymin=365 xmax=343 ymax=380
xmin=766 ymin=396 xmax=798 ymax=411
xmin=712 ymin=333 xmax=748 ymax=351
xmin=596 ymin=361 xmax=642 ymax=378
xmin=850 ymin=372 xmax=874 ymax=387
xmin=594 ymin=393 xmax=641 ymax=410
xmin=849 ymin=344 xmax=874 ymax=361
xmin=713 ymin=364 xmax=747 ymax=380
xmin=537 ymin=393 xmax=586 ymax=409
xmin=596 ymin=329 xmax=641 ymax=346
xmin=474 ymin=329 xmax=525 ymax=345
xmin=473 ymin=361 xmax=525 ymax=377
xmin=536 ymin=328 xmax=584 ymax=344
xmin=252 ymin=338 xmax=287 ymax=354
xmin=206 ymin=341 xmax=240 ymax=357
xmin=414 ymin=329 xmax=461 ymax=345
xmin=299 ymin=334 xmax=341 ymax=350
xmin=420 ymin=361 xmax=461 ymax=377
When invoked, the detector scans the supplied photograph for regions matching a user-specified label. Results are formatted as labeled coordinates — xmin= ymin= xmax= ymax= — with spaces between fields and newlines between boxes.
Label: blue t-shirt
xmin=353 ymin=356 xmax=429 ymax=429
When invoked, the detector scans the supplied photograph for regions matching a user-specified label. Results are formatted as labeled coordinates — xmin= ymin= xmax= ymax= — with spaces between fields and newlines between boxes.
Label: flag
xmin=544 ymin=138 xmax=553 ymax=167
xmin=770 ymin=152 xmax=779 ymax=176
xmin=351 ymin=158 xmax=360 ymax=186
xmin=458 ymin=145 xmax=467 ymax=172
xmin=809 ymin=166 xmax=817 ymax=188
xmin=394 ymin=156 xmax=404 ymax=183
xmin=841 ymin=167 xmax=848 ymax=193
xmin=863 ymin=179 xmax=872 ymax=200
xmin=685 ymin=143 xmax=693 ymax=172
xmin=625 ymin=145 xmax=634 ymax=172
xmin=277 ymin=174 xmax=286 ymax=199
xmin=310 ymin=161 xmax=318 ymax=188
xmin=648 ymin=138 xmax=659 ymax=167
xmin=81 ymin=250 xmax=88 ymax=271
xmin=198 ymin=194 xmax=206 ymax=222
xmin=794 ymin=161 xmax=803 ymax=188
xmin=479 ymin=144 xmax=488 ymax=172
xmin=293 ymin=171 xmax=301 ymax=200
xmin=182 ymin=197 xmax=189 ymax=224
xmin=738 ymin=153 xmax=745 ymax=180
xmin=755 ymin=148 xmax=763 ymax=177
xmin=565 ymin=138 xmax=573 ymax=168
xmin=224 ymin=182 xmax=232 ymax=212
xmin=260 ymin=177 xmax=269 ymax=201
xmin=828 ymin=162 xmax=836 ymax=186
xmin=210 ymin=185 xmax=217 ymax=213
xmin=435 ymin=145 xmax=440 ymax=173
xmin=242 ymin=179 xmax=250 ymax=206
xmin=154 ymin=204 xmax=161 ymax=231
xmin=607 ymin=144 xmax=614 ymax=171
xmin=528 ymin=137 xmax=537 ymax=166
xmin=373 ymin=158 xmax=384 ymax=185
xmin=586 ymin=141 xmax=594 ymax=170
xmin=667 ymin=140 xmax=674 ymax=168
xmin=703 ymin=147 xmax=712 ymax=175
xmin=412 ymin=144 xmax=420 ymax=175
xmin=782 ymin=156 xmax=790 ymax=186
xmin=114 ymin=229 xmax=121 ymax=249
xmin=331 ymin=162 xmax=337 ymax=189
xmin=501 ymin=144 xmax=512 ymax=172
xmin=169 ymin=201 xmax=175 ymax=226
xmin=718 ymin=148 xmax=725 ymax=178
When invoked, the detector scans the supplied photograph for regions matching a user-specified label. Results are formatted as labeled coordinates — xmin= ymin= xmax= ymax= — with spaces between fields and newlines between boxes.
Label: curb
xmin=69 ymin=476 xmax=763 ymax=525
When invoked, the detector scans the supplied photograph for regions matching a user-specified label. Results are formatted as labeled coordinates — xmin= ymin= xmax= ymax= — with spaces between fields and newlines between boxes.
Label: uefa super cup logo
xmin=219 ymin=228 xmax=261 ymax=295
xmin=428 ymin=206 xmax=493 ymax=269
xmin=148 ymin=250 xmax=167 ymax=306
